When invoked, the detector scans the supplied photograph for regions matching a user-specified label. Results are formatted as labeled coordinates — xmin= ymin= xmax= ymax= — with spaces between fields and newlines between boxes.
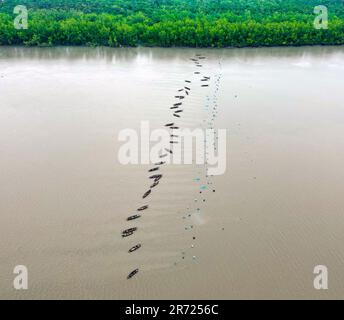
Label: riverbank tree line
xmin=0 ymin=0 xmax=343 ymax=47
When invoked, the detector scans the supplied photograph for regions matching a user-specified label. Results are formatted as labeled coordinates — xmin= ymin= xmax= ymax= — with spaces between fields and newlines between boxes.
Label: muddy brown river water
xmin=0 ymin=46 xmax=343 ymax=299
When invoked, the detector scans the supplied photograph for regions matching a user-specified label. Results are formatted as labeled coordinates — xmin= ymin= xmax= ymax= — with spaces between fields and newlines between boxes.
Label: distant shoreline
xmin=1 ymin=0 xmax=343 ymax=48
xmin=1 ymin=44 xmax=344 ymax=49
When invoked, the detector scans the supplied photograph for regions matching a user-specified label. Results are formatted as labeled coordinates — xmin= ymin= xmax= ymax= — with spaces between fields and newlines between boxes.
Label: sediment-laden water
xmin=0 ymin=46 xmax=344 ymax=299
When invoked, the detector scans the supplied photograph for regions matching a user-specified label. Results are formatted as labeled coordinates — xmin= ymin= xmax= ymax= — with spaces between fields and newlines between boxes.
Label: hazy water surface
xmin=0 ymin=46 xmax=344 ymax=299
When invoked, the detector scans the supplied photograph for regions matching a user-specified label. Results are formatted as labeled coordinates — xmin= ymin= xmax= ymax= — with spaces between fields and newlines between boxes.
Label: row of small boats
xmin=124 ymin=53 xmax=209 ymax=280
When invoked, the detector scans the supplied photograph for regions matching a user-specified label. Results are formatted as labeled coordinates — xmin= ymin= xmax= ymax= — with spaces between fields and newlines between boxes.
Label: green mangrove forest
xmin=0 ymin=0 xmax=343 ymax=47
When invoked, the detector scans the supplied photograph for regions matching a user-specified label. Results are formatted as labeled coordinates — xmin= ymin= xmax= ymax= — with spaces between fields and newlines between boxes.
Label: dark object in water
xmin=122 ymin=227 xmax=137 ymax=237
xmin=129 ymin=244 xmax=141 ymax=253
xmin=165 ymin=148 xmax=173 ymax=154
xmin=201 ymin=85 xmax=209 ymax=87
xmin=194 ymin=72 xmax=200 ymax=74
xmin=170 ymin=141 xmax=179 ymax=144
xmin=127 ymin=268 xmax=139 ymax=279
xmin=179 ymin=96 xmax=185 ymax=100
xmin=173 ymin=114 xmax=181 ymax=118
xmin=149 ymin=167 xmax=159 ymax=172
xmin=159 ymin=153 xmax=168 ymax=158
xmin=170 ymin=126 xmax=179 ymax=129
xmin=171 ymin=134 xmax=179 ymax=138
xmin=143 ymin=190 xmax=151 ymax=199
xmin=178 ymin=89 xmax=184 ymax=92
xmin=149 ymin=174 xmax=162 ymax=181
xmin=174 ymin=102 xmax=182 ymax=106
xmin=122 ymin=231 xmax=134 ymax=238
xmin=127 ymin=214 xmax=141 ymax=221
xmin=122 ymin=227 xmax=137 ymax=234
xmin=185 ymin=91 xmax=189 ymax=95
xmin=185 ymin=80 xmax=191 ymax=83
xmin=175 ymin=110 xmax=183 ymax=113
xmin=150 ymin=180 xmax=159 ymax=188
xmin=170 ymin=106 xmax=179 ymax=109
xmin=165 ymin=123 xmax=174 ymax=127
xmin=184 ymin=87 xmax=190 ymax=91
xmin=137 ymin=205 xmax=148 ymax=211
xmin=155 ymin=161 xmax=165 ymax=165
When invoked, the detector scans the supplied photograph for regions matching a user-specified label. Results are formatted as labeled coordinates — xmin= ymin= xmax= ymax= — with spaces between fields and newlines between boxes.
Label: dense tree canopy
xmin=0 ymin=0 xmax=343 ymax=47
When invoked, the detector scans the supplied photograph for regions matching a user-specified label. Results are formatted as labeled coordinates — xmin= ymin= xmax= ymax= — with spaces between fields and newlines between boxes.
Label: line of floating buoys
xmin=176 ymin=54 xmax=223 ymax=266
xmin=172 ymin=53 xmax=204 ymax=264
